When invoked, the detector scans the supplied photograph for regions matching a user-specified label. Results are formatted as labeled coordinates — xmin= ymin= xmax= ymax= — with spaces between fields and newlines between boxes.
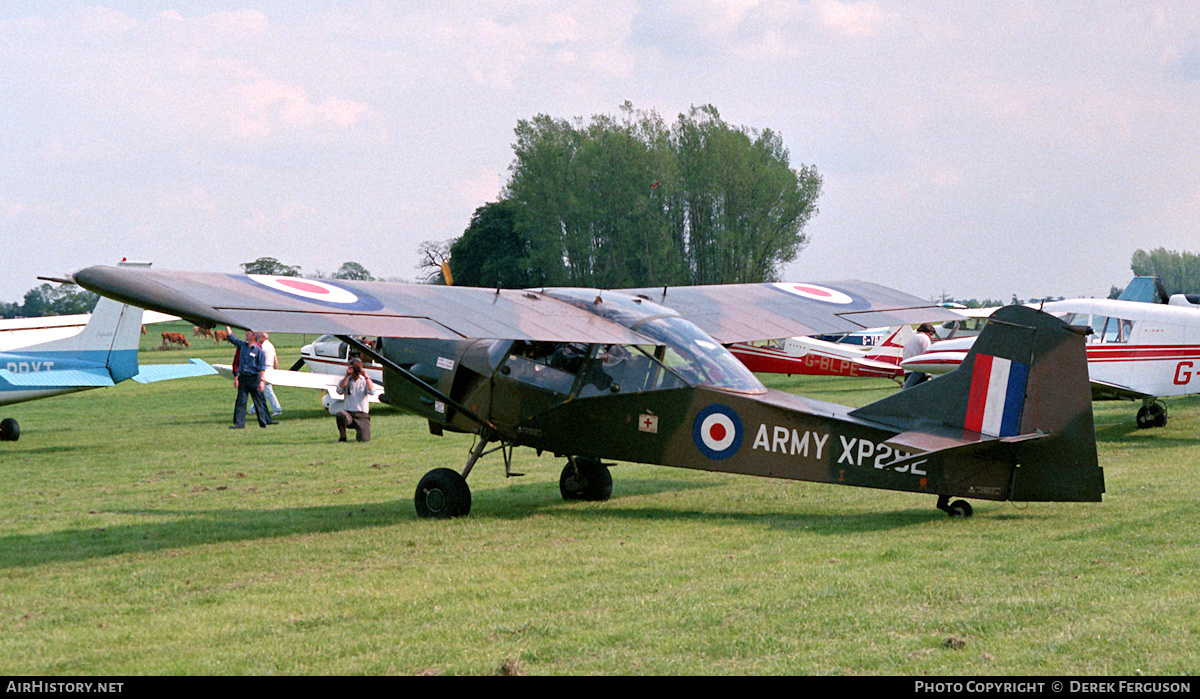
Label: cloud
xmin=812 ymin=0 xmax=890 ymax=38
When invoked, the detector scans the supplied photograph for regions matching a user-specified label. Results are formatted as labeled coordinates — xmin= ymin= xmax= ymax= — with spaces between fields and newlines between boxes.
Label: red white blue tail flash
xmin=965 ymin=354 xmax=1028 ymax=437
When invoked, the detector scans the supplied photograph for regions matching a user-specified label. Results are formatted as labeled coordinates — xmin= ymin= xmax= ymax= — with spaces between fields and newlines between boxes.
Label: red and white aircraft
xmin=901 ymin=297 xmax=1200 ymax=428
xmin=729 ymin=325 xmax=913 ymax=380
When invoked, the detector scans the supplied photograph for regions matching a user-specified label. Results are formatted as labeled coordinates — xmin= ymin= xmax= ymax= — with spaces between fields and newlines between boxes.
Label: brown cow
xmin=161 ymin=331 xmax=190 ymax=348
xmin=213 ymin=329 xmax=229 ymax=344
xmin=193 ymin=326 xmax=215 ymax=339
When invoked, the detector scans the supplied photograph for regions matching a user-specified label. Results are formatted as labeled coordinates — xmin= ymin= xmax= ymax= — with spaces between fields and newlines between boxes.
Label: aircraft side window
xmin=1095 ymin=316 xmax=1125 ymax=344
xmin=575 ymin=344 xmax=687 ymax=398
xmin=313 ymin=335 xmax=344 ymax=358
xmin=1116 ymin=318 xmax=1134 ymax=343
xmin=503 ymin=354 xmax=578 ymax=395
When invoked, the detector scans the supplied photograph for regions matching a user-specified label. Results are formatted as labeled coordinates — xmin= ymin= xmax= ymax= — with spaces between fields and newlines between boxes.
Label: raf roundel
xmin=693 ymin=404 xmax=744 ymax=460
xmin=772 ymin=282 xmax=855 ymax=305
xmin=249 ymin=275 xmax=361 ymax=304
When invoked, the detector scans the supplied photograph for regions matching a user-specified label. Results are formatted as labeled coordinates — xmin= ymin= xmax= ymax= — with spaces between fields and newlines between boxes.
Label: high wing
xmin=619 ymin=281 xmax=961 ymax=344
xmin=73 ymin=267 xmax=958 ymax=345
xmin=73 ymin=266 xmax=651 ymax=344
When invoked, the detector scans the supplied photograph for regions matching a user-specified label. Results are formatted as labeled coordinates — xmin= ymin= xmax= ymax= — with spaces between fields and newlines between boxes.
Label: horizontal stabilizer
xmin=130 ymin=359 xmax=218 ymax=384
xmin=0 ymin=367 xmax=115 ymax=387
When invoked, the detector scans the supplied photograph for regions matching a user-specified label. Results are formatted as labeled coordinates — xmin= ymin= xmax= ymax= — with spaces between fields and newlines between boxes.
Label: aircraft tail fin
xmin=22 ymin=296 xmax=144 ymax=383
xmin=850 ymin=305 xmax=1103 ymax=502
xmin=862 ymin=325 xmax=911 ymax=366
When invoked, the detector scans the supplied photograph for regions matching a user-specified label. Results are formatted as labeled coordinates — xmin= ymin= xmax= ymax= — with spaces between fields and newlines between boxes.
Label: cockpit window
xmin=1057 ymin=313 xmax=1135 ymax=344
xmin=528 ymin=289 xmax=768 ymax=394
xmin=632 ymin=316 xmax=764 ymax=392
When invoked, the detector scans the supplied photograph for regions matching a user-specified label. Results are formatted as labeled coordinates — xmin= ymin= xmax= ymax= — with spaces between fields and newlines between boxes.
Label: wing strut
xmin=337 ymin=335 xmax=496 ymax=431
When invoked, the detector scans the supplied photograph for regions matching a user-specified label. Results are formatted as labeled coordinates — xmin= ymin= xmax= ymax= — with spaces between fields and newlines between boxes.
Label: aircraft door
xmin=491 ymin=342 xmax=587 ymax=428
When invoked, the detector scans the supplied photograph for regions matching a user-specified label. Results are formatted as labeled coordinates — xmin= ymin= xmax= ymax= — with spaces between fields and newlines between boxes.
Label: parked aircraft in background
xmin=75 ymin=267 xmax=1105 ymax=520
xmin=1 ymin=295 xmax=215 ymax=441
xmin=729 ymin=325 xmax=911 ymax=379
xmin=902 ymin=297 xmax=1200 ymax=428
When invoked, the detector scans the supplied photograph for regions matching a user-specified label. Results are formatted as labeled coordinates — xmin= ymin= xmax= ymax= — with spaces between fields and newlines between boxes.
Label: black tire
xmin=948 ymin=500 xmax=973 ymax=518
xmin=414 ymin=468 xmax=471 ymax=519
xmin=1150 ymin=403 xmax=1168 ymax=428
xmin=0 ymin=417 xmax=18 ymax=442
xmin=1137 ymin=403 xmax=1169 ymax=429
xmin=560 ymin=457 xmax=613 ymax=502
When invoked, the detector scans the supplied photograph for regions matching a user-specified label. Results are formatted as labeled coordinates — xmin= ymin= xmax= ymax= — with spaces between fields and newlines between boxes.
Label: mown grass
xmin=0 ymin=324 xmax=1197 ymax=675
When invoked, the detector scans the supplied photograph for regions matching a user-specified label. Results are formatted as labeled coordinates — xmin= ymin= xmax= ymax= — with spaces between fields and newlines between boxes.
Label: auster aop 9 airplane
xmin=0 ymin=290 xmax=216 ymax=441
xmin=902 ymin=297 xmax=1200 ymax=428
xmin=73 ymin=266 xmax=1105 ymax=519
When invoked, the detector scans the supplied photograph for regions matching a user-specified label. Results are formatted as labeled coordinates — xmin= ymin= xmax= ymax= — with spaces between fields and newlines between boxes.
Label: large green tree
xmin=1 ymin=284 xmax=98 ymax=318
xmin=331 ymin=261 xmax=374 ymax=281
xmin=1130 ymin=248 xmax=1200 ymax=295
xmin=499 ymin=103 xmax=820 ymax=288
xmin=449 ymin=200 xmax=545 ymax=288
xmin=241 ymin=257 xmax=301 ymax=276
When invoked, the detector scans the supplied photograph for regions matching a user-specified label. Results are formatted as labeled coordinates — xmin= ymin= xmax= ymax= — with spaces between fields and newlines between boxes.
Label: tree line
xmin=443 ymin=103 xmax=823 ymax=289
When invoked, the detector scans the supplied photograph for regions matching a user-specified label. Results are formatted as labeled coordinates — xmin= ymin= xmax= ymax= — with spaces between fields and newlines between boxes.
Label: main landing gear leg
xmin=936 ymin=494 xmax=973 ymax=518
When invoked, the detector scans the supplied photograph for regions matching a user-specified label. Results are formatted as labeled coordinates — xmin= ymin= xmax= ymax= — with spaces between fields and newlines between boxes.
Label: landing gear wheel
xmin=936 ymin=495 xmax=973 ymax=518
xmin=560 ymin=457 xmax=613 ymax=502
xmin=414 ymin=468 xmax=472 ymax=519
xmin=1136 ymin=402 xmax=1168 ymax=429
xmin=0 ymin=417 xmax=18 ymax=442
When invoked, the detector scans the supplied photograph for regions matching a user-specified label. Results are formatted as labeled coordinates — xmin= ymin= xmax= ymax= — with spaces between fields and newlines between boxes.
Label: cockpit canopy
xmin=512 ymin=289 xmax=766 ymax=395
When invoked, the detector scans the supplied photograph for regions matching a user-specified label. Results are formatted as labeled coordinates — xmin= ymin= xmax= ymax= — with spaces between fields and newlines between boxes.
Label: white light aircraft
xmin=0 ymin=295 xmax=217 ymax=441
xmin=901 ymin=297 xmax=1200 ymax=428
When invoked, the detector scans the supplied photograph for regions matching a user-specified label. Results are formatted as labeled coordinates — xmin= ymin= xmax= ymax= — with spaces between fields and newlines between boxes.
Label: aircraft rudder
xmin=18 ymin=296 xmax=145 ymax=383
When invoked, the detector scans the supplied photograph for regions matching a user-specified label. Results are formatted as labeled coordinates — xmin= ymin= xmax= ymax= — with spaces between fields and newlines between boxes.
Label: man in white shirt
xmin=256 ymin=331 xmax=283 ymax=417
xmin=335 ymin=357 xmax=375 ymax=442
xmin=901 ymin=323 xmax=936 ymax=389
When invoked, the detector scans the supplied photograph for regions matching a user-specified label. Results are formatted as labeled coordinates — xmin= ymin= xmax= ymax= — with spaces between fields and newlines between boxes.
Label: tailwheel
xmin=1136 ymin=401 xmax=1168 ymax=429
xmin=559 ymin=457 xmax=613 ymax=502
xmin=936 ymin=495 xmax=973 ymax=518
xmin=0 ymin=417 xmax=18 ymax=442
xmin=414 ymin=468 xmax=472 ymax=519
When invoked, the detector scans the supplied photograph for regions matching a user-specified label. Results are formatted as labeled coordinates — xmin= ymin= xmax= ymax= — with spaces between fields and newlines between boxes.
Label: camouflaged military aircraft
xmin=72 ymin=267 xmax=1105 ymax=519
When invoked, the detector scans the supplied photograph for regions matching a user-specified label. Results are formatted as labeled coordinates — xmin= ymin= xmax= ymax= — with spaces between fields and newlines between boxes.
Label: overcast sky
xmin=2 ymin=1 xmax=1197 ymax=305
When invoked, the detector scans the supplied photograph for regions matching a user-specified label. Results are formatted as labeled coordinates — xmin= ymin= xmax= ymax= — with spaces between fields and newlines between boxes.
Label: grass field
xmin=1 ymin=323 xmax=1197 ymax=675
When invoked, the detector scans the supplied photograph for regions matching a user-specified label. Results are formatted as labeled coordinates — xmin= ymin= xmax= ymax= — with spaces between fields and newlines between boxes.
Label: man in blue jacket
xmin=225 ymin=327 xmax=276 ymax=429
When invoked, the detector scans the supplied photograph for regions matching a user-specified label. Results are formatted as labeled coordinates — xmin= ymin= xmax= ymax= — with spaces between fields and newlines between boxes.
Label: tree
xmin=500 ymin=102 xmax=821 ymax=288
xmin=668 ymin=105 xmax=821 ymax=284
xmin=241 ymin=257 xmax=301 ymax=276
xmin=331 ymin=261 xmax=374 ymax=281
xmin=416 ymin=240 xmax=452 ymax=285
xmin=1 ymin=284 xmax=99 ymax=317
xmin=448 ymin=200 xmax=545 ymax=288
xmin=1129 ymin=248 xmax=1200 ymax=295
